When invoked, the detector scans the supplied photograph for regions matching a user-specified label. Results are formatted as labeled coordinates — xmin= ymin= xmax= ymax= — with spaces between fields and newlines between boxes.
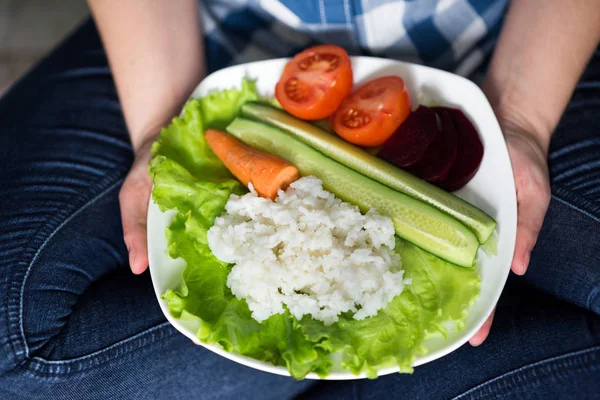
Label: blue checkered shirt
xmin=201 ymin=0 xmax=508 ymax=78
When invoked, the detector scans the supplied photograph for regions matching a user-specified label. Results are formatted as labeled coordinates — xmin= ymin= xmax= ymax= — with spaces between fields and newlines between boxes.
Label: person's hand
xmin=119 ymin=135 xmax=157 ymax=274
xmin=469 ymin=121 xmax=551 ymax=345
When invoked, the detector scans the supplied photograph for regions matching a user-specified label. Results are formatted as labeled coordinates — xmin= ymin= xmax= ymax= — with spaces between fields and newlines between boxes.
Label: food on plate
xmin=377 ymin=105 xmax=440 ymax=168
xmin=151 ymin=63 xmax=491 ymax=379
xmin=406 ymin=108 xmax=458 ymax=182
xmin=274 ymin=46 xmax=483 ymax=191
xmin=207 ymin=176 xmax=409 ymax=325
xmin=378 ymin=105 xmax=484 ymax=191
xmin=240 ymin=103 xmax=496 ymax=243
xmin=312 ymin=118 xmax=335 ymax=134
xmin=205 ymin=129 xmax=299 ymax=199
xmin=331 ymin=76 xmax=411 ymax=147
xmin=151 ymin=92 xmax=481 ymax=380
xmin=226 ymin=117 xmax=479 ymax=267
xmin=435 ymin=107 xmax=485 ymax=191
xmin=275 ymin=45 xmax=353 ymax=120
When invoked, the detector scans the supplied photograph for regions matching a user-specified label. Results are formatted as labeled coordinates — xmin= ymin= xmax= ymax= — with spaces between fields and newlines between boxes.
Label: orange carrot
xmin=205 ymin=129 xmax=300 ymax=200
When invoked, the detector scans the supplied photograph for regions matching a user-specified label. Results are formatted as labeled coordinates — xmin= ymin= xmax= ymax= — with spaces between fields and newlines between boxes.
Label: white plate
xmin=148 ymin=57 xmax=517 ymax=380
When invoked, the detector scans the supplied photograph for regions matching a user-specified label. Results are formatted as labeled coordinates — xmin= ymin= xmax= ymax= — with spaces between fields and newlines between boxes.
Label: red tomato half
xmin=275 ymin=45 xmax=353 ymax=120
xmin=332 ymin=76 xmax=411 ymax=147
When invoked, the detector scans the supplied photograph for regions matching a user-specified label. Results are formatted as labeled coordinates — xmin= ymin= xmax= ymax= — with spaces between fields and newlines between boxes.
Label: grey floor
xmin=0 ymin=0 xmax=89 ymax=94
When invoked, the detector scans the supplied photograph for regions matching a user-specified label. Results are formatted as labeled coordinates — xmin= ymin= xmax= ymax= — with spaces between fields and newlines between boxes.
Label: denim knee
xmin=526 ymin=195 xmax=600 ymax=314
xmin=0 ymin=180 xmax=128 ymax=376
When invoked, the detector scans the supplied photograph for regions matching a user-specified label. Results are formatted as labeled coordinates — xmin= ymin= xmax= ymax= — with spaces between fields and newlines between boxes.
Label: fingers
xmin=504 ymin=130 xmax=551 ymax=276
xmin=469 ymin=308 xmax=495 ymax=346
xmin=512 ymin=172 xmax=550 ymax=275
xmin=119 ymin=158 xmax=153 ymax=274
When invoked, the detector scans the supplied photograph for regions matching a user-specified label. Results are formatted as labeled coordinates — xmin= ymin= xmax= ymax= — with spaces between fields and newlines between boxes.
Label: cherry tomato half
xmin=275 ymin=45 xmax=353 ymax=120
xmin=332 ymin=76 xmax=411 ymax=147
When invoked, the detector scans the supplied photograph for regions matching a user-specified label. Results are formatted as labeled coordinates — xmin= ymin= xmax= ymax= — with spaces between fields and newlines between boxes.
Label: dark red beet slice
xmin=406 ymin=108 xmax=458 ymax=182
xmin=435 ymin=107 xmax=484 ymax=191
xmin=377 ymin=106 xmax=439 ymax=167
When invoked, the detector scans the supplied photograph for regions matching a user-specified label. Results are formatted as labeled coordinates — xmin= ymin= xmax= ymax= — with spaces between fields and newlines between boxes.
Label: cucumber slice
xmin=241 ymin=103 xmax=496 ymax=244
xmin=227 ymin=117 xmax=479 ymax=267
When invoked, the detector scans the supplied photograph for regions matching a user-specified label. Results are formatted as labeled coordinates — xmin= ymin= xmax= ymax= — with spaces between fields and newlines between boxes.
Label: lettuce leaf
xmin=150 ymin=79 xmax=481 ymax=379
xmin=297 ymin=240 xmax=480 ymax=378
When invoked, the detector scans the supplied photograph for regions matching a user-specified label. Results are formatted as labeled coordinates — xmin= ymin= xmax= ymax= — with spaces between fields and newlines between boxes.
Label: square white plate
xmin=147 ymin=57 xmax=517 ymax=380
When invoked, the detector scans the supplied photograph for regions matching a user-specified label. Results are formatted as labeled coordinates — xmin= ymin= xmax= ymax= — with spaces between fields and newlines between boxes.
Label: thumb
xmin=119 ymin=152 xmax=153 ymax=274
xmin=469 ymin=308 xmax=495 ymax=346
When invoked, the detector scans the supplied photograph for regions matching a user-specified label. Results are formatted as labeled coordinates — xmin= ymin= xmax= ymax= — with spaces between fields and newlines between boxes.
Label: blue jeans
xmin=0 ymin=20 xmax=598 ymax=400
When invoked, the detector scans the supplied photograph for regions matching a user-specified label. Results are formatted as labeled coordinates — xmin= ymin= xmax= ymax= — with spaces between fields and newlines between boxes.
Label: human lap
xmin=0 ymin=14 xmax=599 ymax=400
xmin=0 ymin=21 xmax=132 ymax=369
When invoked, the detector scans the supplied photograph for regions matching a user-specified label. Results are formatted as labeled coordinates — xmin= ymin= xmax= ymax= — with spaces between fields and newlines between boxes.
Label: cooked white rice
xmin=207 ymin=176 xmax=409 ymax=325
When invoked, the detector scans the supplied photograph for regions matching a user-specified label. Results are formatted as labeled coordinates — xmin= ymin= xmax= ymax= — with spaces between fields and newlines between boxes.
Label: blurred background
xmin=0 ymin=0 xmax=89 ymax=94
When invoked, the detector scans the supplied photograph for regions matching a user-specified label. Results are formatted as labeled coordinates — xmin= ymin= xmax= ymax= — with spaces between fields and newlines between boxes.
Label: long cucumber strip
xmin=241 ymin=103 xmax=496 ymax=244
xmin=227 ymin=117 xmax=479 ymax=268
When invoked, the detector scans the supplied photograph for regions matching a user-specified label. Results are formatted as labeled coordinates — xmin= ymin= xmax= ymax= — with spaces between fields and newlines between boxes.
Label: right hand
xmin=469 ymin=120 xmax=551 ymax=346
xmin=502 ymin=124 xmax=551 ymax=275
xmin=119 ymin=135 xmax=157 ymax=274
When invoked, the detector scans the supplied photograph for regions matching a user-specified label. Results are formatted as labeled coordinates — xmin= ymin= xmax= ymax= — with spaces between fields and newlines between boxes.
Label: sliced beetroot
xmin=406 ymin=108 xmax=458 ymax=182
xmin=377 ymin=105 xmax=439 ymax=167
xmin=435 ymin=107 xmax=484 ymax=191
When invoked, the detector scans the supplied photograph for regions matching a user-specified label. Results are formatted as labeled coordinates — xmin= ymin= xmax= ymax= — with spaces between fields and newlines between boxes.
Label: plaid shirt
xmin=201 ymin=0 xmax=508 ymax=78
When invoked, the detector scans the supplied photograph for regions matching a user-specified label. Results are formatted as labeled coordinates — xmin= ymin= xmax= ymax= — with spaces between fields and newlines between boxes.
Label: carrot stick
xmin=205 ymin=129 xmax=300 ymax=200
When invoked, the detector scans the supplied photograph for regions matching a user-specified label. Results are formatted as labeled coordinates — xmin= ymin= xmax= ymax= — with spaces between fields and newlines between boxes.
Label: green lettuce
xmin=150 ymin=79 xmax=481 ymax=379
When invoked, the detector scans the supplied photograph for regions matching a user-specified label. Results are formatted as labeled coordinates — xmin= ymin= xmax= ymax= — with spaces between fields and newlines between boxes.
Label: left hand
xmin=119 ymin=134 xmax=157 ymax=275
xmin=469 ymin=121 xmax=551 ymax=346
